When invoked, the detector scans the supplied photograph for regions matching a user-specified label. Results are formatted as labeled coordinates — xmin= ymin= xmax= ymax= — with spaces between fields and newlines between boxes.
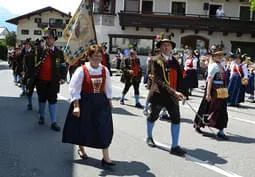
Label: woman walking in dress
xmin=62 ymin=44 xmax=115 ymax=167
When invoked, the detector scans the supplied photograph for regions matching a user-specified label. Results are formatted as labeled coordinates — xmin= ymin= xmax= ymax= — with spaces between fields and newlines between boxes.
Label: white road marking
xmin=154 ymin=141 xmax=243 ymax=177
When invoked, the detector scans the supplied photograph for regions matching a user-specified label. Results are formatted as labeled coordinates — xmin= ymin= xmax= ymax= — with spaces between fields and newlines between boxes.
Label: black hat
xmin=211 ymin=45 xmax=226 ymax=56
xmin=25 ymin=38 xmax=32 ymax=45
xmin=43 ymin=27 xmax=58 ymax=40
xmin=232 ymin=48 xmax=247 ymax=61
xmin=156 ymin=32 xmax=176 ymax=49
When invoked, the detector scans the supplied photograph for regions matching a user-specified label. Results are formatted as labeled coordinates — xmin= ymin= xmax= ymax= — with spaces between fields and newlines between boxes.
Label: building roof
xmin=6 ymin=6 xmax=71 ymax=25
xmin=0 ymin=27 xmax=9 ymax=34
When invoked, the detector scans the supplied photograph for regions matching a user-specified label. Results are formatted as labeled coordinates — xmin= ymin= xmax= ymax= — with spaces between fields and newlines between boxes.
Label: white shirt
xmin=216 ymin=8 xmax=224 ymax=17
xmin=69 ymin=62 xmax=112 ymax=102
xmin=162 ymin=53 xmax=172 ymax=61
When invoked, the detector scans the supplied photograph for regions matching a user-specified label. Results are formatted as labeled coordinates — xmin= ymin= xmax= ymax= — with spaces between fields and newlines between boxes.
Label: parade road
xmin=0 ymin=61 xmax=254 ymax=177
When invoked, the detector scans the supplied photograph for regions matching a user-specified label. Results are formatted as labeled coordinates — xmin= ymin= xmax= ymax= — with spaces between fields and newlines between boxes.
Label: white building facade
xmin=0 ymin=27 xmax=9 ymax=41
xmin=6 ymin=7 xmax=71 ymax=48
xmin=93 ymin=0 xmax=255 ymax=65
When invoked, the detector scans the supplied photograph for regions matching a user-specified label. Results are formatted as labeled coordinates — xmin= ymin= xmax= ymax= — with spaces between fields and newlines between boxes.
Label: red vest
xmin=81 ymin=65 xmax=106 ymax=93
xmin=39 ymin=55 xmax=52 ymax=81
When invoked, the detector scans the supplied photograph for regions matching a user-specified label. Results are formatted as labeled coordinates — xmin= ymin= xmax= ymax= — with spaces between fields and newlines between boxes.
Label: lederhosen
xmin=147 ymin=55 xmax=185 ymax=124
xmin=121 ymin=57 xmax=142 ymax=95
xmin=36 ymin=47 xmax=66 ymax=104
xmin=62 ymin=65 xmax=113 ymax=148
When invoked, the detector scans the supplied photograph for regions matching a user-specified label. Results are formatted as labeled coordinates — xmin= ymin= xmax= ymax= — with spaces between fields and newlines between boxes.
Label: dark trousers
xmin=36 ymin=80 xmax=58 ymax=104
xmin=147 ymin=93 xmax=180 ymax=124
xmin=122 ymin=79 xmax=140 ymax=95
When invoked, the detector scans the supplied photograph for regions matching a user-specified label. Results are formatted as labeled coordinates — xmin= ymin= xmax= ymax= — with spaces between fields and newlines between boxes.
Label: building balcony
xmin=118 ymin=11 xmax=255 ymax=36
xmin=37 ymin=22 xmax=66 ymax=29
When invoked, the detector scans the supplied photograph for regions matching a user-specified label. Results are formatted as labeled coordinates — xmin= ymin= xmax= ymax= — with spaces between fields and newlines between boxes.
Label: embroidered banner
xmin=63 ymin=0 xmax=97 ymax=65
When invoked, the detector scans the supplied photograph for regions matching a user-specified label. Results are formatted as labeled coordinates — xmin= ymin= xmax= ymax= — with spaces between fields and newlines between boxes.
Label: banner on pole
xmin=63 ymin=0 xmax=97 ymax=65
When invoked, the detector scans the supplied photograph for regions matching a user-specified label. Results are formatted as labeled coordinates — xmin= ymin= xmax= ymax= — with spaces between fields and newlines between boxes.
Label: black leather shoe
xmin=135 ymin=103 xmax=143 ymax=108
xmin=27 ymin=104 xmax=32 ymax=110
xmin=120 ymin=99 xmax=124 ymax=105
xmin=51 ymin=123 xmax=61 ymax=132
xmin=146 ymin=138 xmax=156 ymax=147
xmin=101 ymin=159 xmax=116 ymax=168
xmin=38 ymin=117 xmax=44 ymax=125
xmin=217 ymin=132 xmax=228 ymax=140
xmin=195 ymin=127 xmax=203 ymax=134
xmin=170 ymin=146 xmax=186 ymax=157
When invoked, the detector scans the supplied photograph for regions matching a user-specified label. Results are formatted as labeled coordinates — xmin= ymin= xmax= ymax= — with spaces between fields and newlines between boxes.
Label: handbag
xmin=241 ymin=77 xmax=248 ymax=85
xmin=216 ymin=88 xmax=229 ymax=99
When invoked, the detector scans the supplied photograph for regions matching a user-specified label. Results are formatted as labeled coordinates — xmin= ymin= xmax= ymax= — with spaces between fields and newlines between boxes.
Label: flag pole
xmin=89 ymin=0 xmax=98 ymax=44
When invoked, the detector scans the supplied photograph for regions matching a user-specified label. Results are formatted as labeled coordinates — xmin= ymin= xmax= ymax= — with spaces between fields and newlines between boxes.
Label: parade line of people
xmin=7 ymin=29 xmax=255 ymax=169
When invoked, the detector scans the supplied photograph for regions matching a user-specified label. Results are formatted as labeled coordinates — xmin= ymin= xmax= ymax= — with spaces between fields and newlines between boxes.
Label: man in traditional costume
xmin=23 ymin=38 xmax=36 ymax=110
xmin=146 ymin=34 xmax=186 ymax=156
xmin=120 ymin=49 xmax=143 ymax=108
xmin=36 ymin=28 xmax=66 ymax=131
xmin=101 ymin=42 xmax=112 ymax=76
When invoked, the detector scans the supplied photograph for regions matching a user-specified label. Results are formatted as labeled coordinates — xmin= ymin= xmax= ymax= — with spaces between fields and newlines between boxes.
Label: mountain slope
xmin=0 ymin=6 xmax=19 ymax=32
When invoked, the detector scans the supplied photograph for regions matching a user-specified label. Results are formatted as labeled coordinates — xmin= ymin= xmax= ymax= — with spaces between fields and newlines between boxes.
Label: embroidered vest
xmin=81 ymin=65 xmax=106 ymax=93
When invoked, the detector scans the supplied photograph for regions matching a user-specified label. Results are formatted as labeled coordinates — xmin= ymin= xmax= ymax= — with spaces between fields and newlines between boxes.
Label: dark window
xmin=124 ymin=0 xmax=139 ymax=12
xmin=172 ymin=2 xmax=186 ymax=16
xmin=21 ymin=29 xmax=29 ymax=35
xmin=34 ymin=18 xmax=42 ymax=23
xmin=209 ymin=5 xmax=220 ymax=17
xmin=93 ymin=0 xmax=116 ymax=14
xmin=109 ymin=34 xmax=154 ymax=55
xmin=55 ymin=19 xmax=63 ymax=25
xmin=49 ymin=18 xmax=55 ymax=24
xmin=142 ymin=0 xmax=153 ymax=14
xmin=240 ymin=6 xmax=250 ymax=20
xmin=34 ymin=30 xmax=42 ymax=35
xmin=57 ymin=31 xmax=63 ymax=37
xmin=66 ymin=19 xmax=70 ymax=24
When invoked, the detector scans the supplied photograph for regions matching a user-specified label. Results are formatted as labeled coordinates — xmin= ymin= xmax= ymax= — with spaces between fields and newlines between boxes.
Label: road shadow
xmin=74 ymin=157 xmax=156 ymax=177
xmin=0 ymin=96 xmax=74 ymax=177
xmin=153 ymin=142 xmax=227 ymax=165
xmin=185 ymin=148 xmax=227 ymax=165
xmin=0 ymin=62 xmax=10 ymax=71
xmin=112 ymin=107 xmax=139 ymax=116
xmin=201 ymin=131 xmax=255 ymax=144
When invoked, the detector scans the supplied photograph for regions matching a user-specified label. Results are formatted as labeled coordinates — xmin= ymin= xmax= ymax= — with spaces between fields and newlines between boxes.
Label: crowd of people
xmin=6 ymin=29 xmax=255 ymax=169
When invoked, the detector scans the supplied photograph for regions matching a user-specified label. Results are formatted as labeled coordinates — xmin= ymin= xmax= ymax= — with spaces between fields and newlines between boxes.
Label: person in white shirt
xmin=216 ymin=6 xmax=225 ymax=18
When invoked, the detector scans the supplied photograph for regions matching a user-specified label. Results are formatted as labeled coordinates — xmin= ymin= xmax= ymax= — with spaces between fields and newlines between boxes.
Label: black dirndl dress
xmin=62 ymin=65 xmax=113 ymax=149
xmin=194 ymin=72 xmax=228 ymax=130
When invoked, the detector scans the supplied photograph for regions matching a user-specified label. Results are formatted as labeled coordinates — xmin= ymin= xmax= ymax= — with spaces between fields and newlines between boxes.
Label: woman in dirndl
xmin=183 ymin=50 xmax=199 ymax=98
xmin=227 ymin=48 xmax=249 ymax=107
xmin=62 ymin=45 xmax=115 ymax=167
xmin=193 ymin=47 xmax=229 ymax=140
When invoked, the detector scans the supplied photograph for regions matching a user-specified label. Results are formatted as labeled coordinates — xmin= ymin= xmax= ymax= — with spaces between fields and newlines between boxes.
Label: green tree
xmin=0 ymin=42 xmax=8 ymax=61
xmin=250 ymin=0 xmax=255 ymax=11
xmin=5 ymin=32 xmax=16 ymax=47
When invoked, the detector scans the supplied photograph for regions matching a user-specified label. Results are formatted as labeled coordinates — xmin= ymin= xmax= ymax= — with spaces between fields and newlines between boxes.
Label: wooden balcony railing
xmin=118 ymin=11 xmax=255 ymax=35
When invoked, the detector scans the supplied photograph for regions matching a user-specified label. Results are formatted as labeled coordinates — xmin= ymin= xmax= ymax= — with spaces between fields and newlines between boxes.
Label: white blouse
xmin=230 ymin=62 xmax=248 ymax=79
xmin=69 ymin=62 xmax=112 ymax=102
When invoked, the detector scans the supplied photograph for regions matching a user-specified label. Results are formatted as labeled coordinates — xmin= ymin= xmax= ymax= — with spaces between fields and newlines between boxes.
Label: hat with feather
xmin=43 ymin=27 xmax=58 ymax=40
xmin=156 ymin=32 xmax=176 ymax=49
xmin=232 ymin=48 xmax=247 ymax=62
